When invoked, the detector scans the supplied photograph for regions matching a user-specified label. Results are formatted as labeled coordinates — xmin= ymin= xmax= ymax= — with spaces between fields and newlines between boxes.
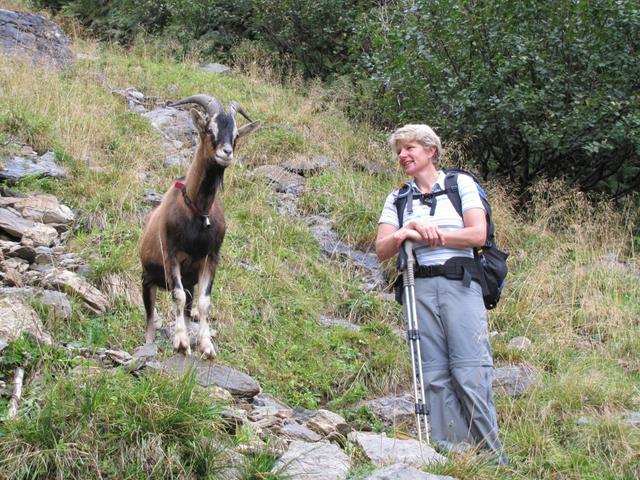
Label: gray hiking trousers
xmin=405 ymin=276 xmax=503 ymax=453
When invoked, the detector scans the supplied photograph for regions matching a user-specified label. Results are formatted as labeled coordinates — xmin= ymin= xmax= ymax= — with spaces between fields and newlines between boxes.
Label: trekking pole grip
xmin=403 ymin=240 xmax=415 ymax=287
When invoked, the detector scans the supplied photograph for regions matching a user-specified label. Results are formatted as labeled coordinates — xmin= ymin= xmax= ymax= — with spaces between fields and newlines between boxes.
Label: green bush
xmin=352 ymin=0 xmax=640 ymax=198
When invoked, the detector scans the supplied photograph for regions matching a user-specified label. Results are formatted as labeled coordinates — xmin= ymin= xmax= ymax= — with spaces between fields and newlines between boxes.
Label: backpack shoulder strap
xmin=443 ymin=171 xmax=463 ymax=218
xmin=393 ymin=182 xmax=413 ymax=227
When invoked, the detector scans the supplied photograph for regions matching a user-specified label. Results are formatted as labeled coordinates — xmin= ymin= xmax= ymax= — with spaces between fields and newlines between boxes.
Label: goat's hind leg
xmin=143 ymin=281 xmax=159 ymax=345
xmin=194 ymin=263 xmax=217 ymax=360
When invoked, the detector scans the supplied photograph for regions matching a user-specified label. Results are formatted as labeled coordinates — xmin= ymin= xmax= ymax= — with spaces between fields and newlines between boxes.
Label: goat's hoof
xmin=197 ymin=338 xmax=217 ymax=360
xmin=173 ymin=331 xmax=191 ymax=355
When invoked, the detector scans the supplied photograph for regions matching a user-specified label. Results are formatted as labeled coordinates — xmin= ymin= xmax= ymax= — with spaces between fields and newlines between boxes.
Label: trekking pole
xmin=401 ymin=240 xmax=430 ymax=444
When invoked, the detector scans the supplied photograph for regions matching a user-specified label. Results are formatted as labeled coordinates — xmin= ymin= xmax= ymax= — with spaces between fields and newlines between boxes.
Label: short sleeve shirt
xmin=378 ymin=171 xmax=484 ymax=266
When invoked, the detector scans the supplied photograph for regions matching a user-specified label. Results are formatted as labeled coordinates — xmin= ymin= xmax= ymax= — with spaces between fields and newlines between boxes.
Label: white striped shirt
xmin=378 ymin=171 xmax=484 ymax=266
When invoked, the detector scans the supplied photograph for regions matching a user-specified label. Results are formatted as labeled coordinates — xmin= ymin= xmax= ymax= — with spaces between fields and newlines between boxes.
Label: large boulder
xmin=0 ymin=296 xmax=52 ymax=345
xmin=0 ymin=9 xmax=75 ymax=68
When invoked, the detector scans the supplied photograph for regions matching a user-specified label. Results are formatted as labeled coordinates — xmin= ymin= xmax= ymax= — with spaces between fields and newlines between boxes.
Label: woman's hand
xmin=403 ymin=219 xmax=446 ymax=247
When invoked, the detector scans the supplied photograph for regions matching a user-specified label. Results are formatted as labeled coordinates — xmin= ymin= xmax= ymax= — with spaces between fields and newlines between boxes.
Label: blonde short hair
xmin=389 ymin=124 xmax=444 ymax=166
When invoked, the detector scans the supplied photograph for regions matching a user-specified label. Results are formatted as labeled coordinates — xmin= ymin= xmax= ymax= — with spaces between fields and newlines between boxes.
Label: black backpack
xmin=393 ymin=169 xmax=508 ymax=310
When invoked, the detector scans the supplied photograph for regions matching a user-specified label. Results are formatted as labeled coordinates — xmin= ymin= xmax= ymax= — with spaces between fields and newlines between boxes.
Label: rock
xmin=41 ymin=269 xmax=110 ymax=314
xmin=308 ymin=215 xmax=384 ymax=290
xmin=22 ymin=223 xmax=59 ymax=247
xmin=6 ymin=195 xmax=74 ymax=226
xmin=508 ymin=336 xmax=532 ymax=350
xmin=7 ymin=243 xmax=37 ymax=262
xmin=101 ymin=272 xmax=143 ymax=305
xmin=0 ymin=9 xmax=75 ymax=68
xmin=156 ymin=355 xmax=261 ymax=399
xmin=251 ymin=165 xmax=305 ymax=194
xmin=253 ymin=393 xmax=291 ymax=410
xmin=2 ymin=257 xmax=29 ymax=273
xmin=198 ymin=63 xmax=231 ymax=74
xmin=0 ymin=337 xmax=7 ymax=352
xmin=0 ymin=207 xmax=35 ymax=238
xmin=142 ymin=106 xmax=196 ymax=167
xmin=0 ymin=297 xmax=52 ymax=345
xmin=622 ymin=411 xmax=640 ymax=427
xmin=282 ymin=156 xmax=337 ymax=177
xmin=493 ymin=364 xmax=540 ymax=397
xmin=359 ymin=393 xmax=415 ymax=428
xmin=319 ymin=315 xmax=360 ymax=332
xmin=365 ymin=463 xmax=457 ymax=480
xmin=272 ymin=440 xmax=351 ymax=480
xmin=349 ymin=432 xmax=446 ymax=468
xmin=306 ymin=409 xmax=351 ymax=437
xmin=0 ymin=287 xmax=72 ymax=319
xmin=280 ymin=422 xmax=323 ymax=442
xmin=142 ymin=190 xmax=164 ymax=207
xmin=0 ymin=151 xmax=67 ymax=181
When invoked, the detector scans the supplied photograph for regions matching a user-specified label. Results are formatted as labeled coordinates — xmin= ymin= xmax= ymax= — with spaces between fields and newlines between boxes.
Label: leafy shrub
xmin=353 ymin=0 xmax=640 ymax=198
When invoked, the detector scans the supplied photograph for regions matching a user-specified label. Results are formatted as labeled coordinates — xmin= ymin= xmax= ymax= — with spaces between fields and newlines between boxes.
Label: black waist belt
xmin=415 ymin=257 xmax=481 ymax=288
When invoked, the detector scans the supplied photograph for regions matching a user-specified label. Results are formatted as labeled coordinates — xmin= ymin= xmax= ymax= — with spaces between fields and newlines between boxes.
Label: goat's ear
xmin=190 ymin=108 xmax=208 ymax=135
xmin=237 ymin=121 xmax=262 ymax=139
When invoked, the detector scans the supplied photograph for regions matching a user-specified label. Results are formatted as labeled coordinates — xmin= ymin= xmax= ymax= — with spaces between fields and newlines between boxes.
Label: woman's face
xmin=397 ymin=140 xmax=435 ymax=176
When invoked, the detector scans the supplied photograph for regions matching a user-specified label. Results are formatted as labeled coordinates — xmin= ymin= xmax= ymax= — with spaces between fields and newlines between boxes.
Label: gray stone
xmin=282 ymin=156 xmax=337 ymax=177
xmin=0 ymin=9 xmax=75 ymax=68
xmin=0 ymin=207 xmax=35 ymax=238
xmin=251 ymin=165 xmax=305 ymax=194
xmin=0 ymin=337 xmax=7 ymax=352
xmin=0 ymin=287 xmax=72 ymax=319
xmin=508 ymin=336 xmax=532 ymax=350
xmin=348 ymin=432 xmax=446 ymax=468
xmin=365 ymin=463 xmax=457 ymax=480
xmin=8 ymin=243 xmax=37 ymax=262
xmin=142 ymin=106 xmax=196 ymax=167
xmin=157 ymin=354 xmax=261 ymax=398
xmin=280 ymin=422 xmax=323 ymax=442
xmin=0 ymin=297 xmax=52 ymax=345
xmin=622 ymin=411 xmax=640 ymax=427
xmin=318 ymin=315 xmax=360 ymax=332
xmin=253 ymin=393 xmax=291 ymax=410
xmin=493 ymin=364 xmax=540 ymax=397
xmin=198 ymin=63 xmax=231 ymax=74
xmin=359 ymin=393 xmax=415 ymax=428
xmin=272 ymin=440 xmax=351 ymax=480
xmin=0 ymin=152 xmax=67 ymax=181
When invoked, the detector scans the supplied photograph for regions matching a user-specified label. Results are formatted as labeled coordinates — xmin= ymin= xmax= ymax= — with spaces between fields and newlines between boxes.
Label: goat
xmin=140 ymin=94 xmax=261 ymax=359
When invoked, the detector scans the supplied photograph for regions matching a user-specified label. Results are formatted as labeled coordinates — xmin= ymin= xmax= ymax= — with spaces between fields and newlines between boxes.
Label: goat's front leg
xmin=194 ymin=261 xmax=217 ymax=360
xmin=171 ymin=262 xmax=191 ymax=355
xmin=143 ymin=282 xmax=159 ymax=344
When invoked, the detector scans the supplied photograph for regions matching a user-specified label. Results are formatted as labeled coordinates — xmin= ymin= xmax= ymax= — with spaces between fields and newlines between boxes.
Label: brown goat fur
xmin=139 ymin=95 xmax=260 ymax=359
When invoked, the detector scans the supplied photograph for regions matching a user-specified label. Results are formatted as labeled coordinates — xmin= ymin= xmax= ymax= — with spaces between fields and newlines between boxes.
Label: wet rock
xmin=251 ymin=165 xmax=305 ymax=194
xmin=508 ymin=336 xmax=532 ymax=350
xmin=0 ymin=287 xmax=72 ymax=319
xmin=0 ymin=9 xmax=75 ymax=68
xmin=359 ymin=393 xmax=415 ymax=429
xmin=41 ymin=269 xmax=110 ymax=314
xmin=308 ymin=215 xmax=384 ymax=291
xmin=0 ymin=297 xmax=52 ymax=345
xmin=365 ymin=463 xmax=457 ymax=480
xmin=348 ymin=432 xmax=446 ymax=468
xmin=156 ymin=354 xmax=261 ymax=399
xmin=282 ymin=155 xmax=337 ymax=177
xmin=493 ymin=364 xmax=540 ymax=397
xmin=273 ymin=440 xmax=351 ymax=480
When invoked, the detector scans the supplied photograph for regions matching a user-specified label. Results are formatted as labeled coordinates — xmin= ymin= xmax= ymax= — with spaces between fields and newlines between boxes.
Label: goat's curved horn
xmin=228 ymin=101 xmax=254 ymax=122
xmin=169 ymin=94 xmax=222 ymax=118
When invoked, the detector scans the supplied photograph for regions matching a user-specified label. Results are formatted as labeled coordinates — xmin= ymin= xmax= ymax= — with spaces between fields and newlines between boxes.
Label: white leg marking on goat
xmin=173 ymin=287 xmax=191 ymax=355
xmin=196 ymin=269 xmax=216 ymax=359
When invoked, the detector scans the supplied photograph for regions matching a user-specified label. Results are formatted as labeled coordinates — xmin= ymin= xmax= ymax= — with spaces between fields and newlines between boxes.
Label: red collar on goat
xmin=175 ymin=181 xmax=211 ymax=228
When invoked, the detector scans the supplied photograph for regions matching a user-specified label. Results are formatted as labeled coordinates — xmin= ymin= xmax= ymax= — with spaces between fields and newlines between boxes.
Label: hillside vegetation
xmin=0 ymin=4 xmax=639 ymax=479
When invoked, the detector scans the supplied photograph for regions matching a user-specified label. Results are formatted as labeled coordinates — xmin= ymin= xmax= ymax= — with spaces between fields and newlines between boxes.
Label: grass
xmin=0 ymin=4 xmax=639 ymax=478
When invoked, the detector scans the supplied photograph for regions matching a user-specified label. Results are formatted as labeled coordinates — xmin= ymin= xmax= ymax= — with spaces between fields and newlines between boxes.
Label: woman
xmin=376 ymin=124 xmax=506 ymax=464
